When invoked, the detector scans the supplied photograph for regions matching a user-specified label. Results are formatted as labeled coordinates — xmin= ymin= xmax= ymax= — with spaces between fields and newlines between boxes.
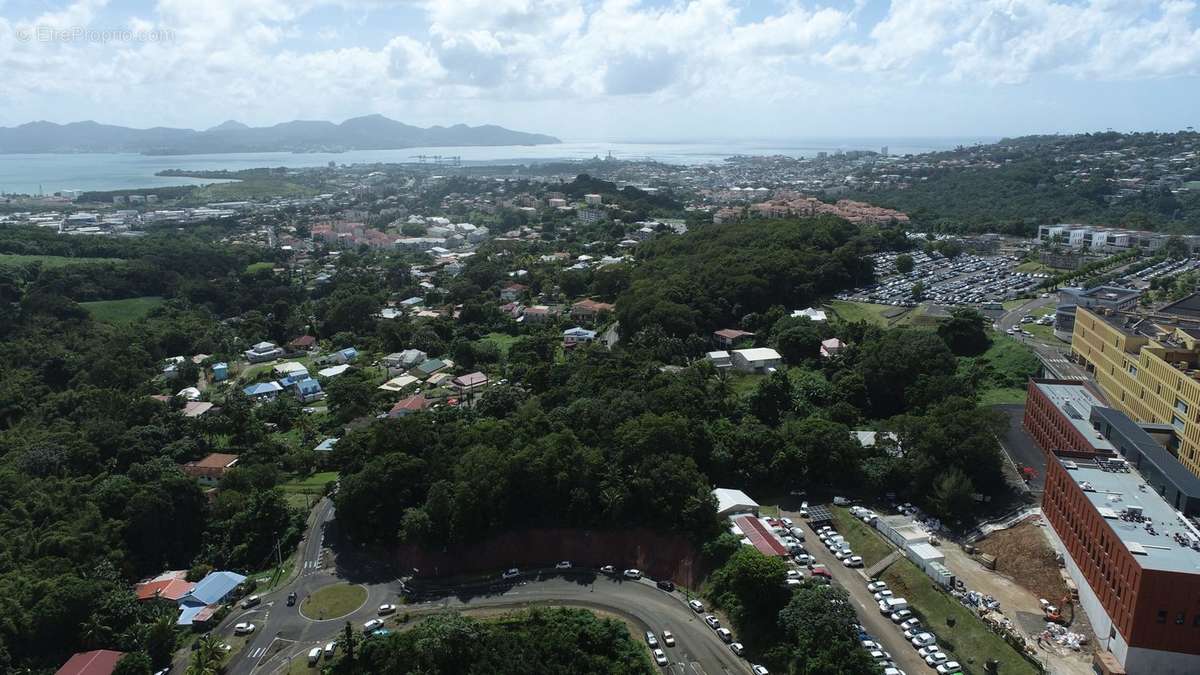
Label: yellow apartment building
xmin=1071 ymin=302 xmax=1200 ymax=476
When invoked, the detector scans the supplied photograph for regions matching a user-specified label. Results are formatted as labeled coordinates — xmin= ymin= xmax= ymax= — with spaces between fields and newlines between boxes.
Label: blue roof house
xmin=296 ymin=377 xmax=325 ymax=403
xmin=176 ymin=570 xmax=246 ymax=625
xmin=212 ymin=362 xmax=229 ymax=382
xmin=314 ymin=438 xmax=339 ymax=453
xmin=337 ymin=347 xmax=359 ymax=363
xmin=243 ymin=381 xmax=283 ymax=401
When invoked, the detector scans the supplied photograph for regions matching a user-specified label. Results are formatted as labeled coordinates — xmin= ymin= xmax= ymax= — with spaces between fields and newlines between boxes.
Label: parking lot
xmin=836 ymin=251 xmax=1045 ymax=308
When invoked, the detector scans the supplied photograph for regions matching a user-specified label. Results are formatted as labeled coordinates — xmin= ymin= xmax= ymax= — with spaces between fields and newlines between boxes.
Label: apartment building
xmin=1038 ymin=224 xmax=1197 ymax=252
xmin=1041 ymin=453 xmax=1200 ymax=674
xmin=1071 ymin=299 xmax=1200 ymax=478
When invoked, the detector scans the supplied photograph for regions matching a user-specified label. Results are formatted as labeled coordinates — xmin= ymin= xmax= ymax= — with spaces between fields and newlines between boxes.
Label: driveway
xmin=993 ymin=404 xmax=1047 ymax=492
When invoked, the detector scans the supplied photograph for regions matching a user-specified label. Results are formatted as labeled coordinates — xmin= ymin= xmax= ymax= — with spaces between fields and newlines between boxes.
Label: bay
xmin=0 ymin=137 xmax=995 ymax=195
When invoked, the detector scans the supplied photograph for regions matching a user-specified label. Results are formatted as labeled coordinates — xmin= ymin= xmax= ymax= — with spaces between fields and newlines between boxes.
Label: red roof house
xmin=134 ymin=570 xmax=195 ymax=603
xmin=388 ymin=394 xmax=431 ymax=417
xmin=56 ymin=650 xmax=125 ymax=675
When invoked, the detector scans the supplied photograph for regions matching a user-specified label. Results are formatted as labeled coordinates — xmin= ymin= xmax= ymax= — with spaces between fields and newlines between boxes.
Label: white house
xmin=792 ymin=307 xmax=827 ymax=322
xmin=713 ymin=488 xmax=760 ymax=517
xmin=731 ymin=347 xmax=783 ymax=373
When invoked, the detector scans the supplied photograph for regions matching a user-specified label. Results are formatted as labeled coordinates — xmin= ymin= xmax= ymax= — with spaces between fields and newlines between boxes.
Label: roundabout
xmin=298 ymin=582 xmax=368 ymax=621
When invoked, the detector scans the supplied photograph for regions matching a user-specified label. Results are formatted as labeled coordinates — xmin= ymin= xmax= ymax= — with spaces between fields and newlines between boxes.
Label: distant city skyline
xmin=1 ymin=0 xmax=1198 ymax=139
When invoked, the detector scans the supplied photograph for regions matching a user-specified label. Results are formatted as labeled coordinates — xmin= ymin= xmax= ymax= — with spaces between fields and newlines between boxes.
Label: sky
xmin=0 ymin=0 xmax=1197 ymax=141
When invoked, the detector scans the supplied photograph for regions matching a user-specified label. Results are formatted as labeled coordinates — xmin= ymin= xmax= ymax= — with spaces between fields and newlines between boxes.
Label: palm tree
xmin=186 ymin=636 xmax=221 ymax=675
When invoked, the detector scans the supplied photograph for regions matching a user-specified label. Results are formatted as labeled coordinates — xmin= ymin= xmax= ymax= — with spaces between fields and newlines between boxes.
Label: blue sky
xmin=0 ymin=1 xmax=1197 ymax=140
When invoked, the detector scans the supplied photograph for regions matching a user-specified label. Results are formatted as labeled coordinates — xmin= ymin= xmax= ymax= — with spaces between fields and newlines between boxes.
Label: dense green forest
xmin=326 ymin=608 xmax=654 ymax=674
xmin=850 ymin=131 xmax=1200 ymax=235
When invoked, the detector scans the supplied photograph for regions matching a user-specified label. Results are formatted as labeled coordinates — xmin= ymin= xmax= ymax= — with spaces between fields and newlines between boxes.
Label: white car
xmin=661 ymin=630 xmax=675 ymax=647
xmin=794 ymin=554 xmax=812 ymax=565
xmin=844 ymin=556 xmax=863 ymax=567
xmin=786 ymin=569 xmax=802 ymax=580
xmin=502 ymin=568 xmax=520 ymax=579
xmin=868 ymin=649 xmax=891 ymax=662
xmin=890 ymin=610 xmax=913 ymax=623
xmin=936 ymin=661 xmax=962 ymax=674
xmin=323 ymin=642 xmax=337 ymax=657
xmin=378 ymin=603 xmax=396 ymax=615
xmin=555 ymin=561 xmax=572 ymax=569
xmin=307 ymin=646 xmax=322 ymax=665
xmin=600 ymin=564 xmax=616 ymax=574
xmin=240 ymin=595 xmax=261 ymax=609
xmin=867 ymin=581 xmax=889 ymax=593
xmin=704 ymin=614 xmax=720 ymax=629
xmin=899 ymin=618 xmax=922 ymax=631
xmin=688 ymin=599 xmax=704 ymax=613
xmin=917 ymin=645 xmax=940 ymax=659
xmin=730 ymin=642 xmax=745 ymax=656
xmin=233 ymin=622 xmax=255 ymax=635
xmin=652 ymin=648 xmax=668 ymax=666
xmin=834 ymin=549 xmax=852 ymax=560
xmin=781 ymin=517 xmax=794 ymax=527
xmin=716 ymin=627 xmax=733 ymax=643
xmin=645 ymin=631 xmax=658 ymax=647
xmin=752 ymin=666 xmax=770 ymax=675
xmin=910 ymin=632 xmax=936 ymax=648
xmin=363 ymin=618 xmax=384 ymax=631
xmin=926 ymin=652 xmax=949 ymax=667
xmin=883 ymin=668 xmax=906 ymax=675
xmin=873 ymin=590 xmax=894 ymax=601
xmin=861 ymin=640 xmax=880 ymax=650
xmin=903 ymin=627 xmax=924 ymax=640
xmin=623 ymin=568 xmax=642 ymax=579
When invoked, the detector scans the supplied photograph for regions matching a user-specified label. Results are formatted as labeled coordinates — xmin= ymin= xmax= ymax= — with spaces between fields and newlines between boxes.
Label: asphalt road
xmin=993 ymin=403 xmax=1048 ymax=492
xmin=197 ymin=498 xmax=751 ymax=675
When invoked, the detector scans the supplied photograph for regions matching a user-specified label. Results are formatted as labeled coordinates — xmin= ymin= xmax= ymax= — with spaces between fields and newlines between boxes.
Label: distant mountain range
xmin=0 ymin=115 xmax=561 ymax=154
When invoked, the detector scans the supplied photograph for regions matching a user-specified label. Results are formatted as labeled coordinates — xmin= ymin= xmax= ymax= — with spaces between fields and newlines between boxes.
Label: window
xmin=1177 ymin=612 xmax=1187 ymax=625
xmin=1157 ymin=610 xmax=1168 ymax=624
xmin=1177 ymin=398 xmax=1190 ymax=415
xmin=1173 ymin=415 xmax=1187 ymax=432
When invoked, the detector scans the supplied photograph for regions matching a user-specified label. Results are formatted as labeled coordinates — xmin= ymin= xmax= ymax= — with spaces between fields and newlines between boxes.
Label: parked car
xmin=324 ymin=642 xmax=337 ymax=657
xmin=844 ymin=555 xmax=864 ymax=567
xmin=241 ymin=596 xmax=260 ymax=609
xmin=861 ymin=640 xmax=880 ymax=650
xmin=704 ymin=614 xmax=720 ymax=629
xmin=903 ymin=627 xmax=924 ymax=640
xmin=307 ymin=647 xmax=322 ymax=665
xmin=752 ymin=666 xmax=770 ymax=675
xmin=874 ymin=590 xmax=894 ymax=601
xmin=363 ymin=619 xmax=383 ymax=631
xmin=661 ymin=630 xmax=675 ymax=647
xmin=688 ymin=599 xmax=704 ymax=613
xmin=911 ymin=632 xmax=936 ymax=648
xmin=555 ymin=561 xmax=572 ymax=569
xmin=883 ymin=668 xmax=906 ymax=675
xmin=890 ymin=610 xmax=913 ymax=623
xmin=233 ymin=622 xmax=255 ymax=635
xmin=868 ymin=649 xmax=891 ymax=663
xmin=899 ymin=618 xmax=921 ymax=631
xmin=379 ymin=604 xmax=396 ymax=615
xmin=502 ymin=568 xmax=520 ymax=579
xmin=623 ymin=569 xmax=642 ymax=579
xmin=652 ymin=648 xmax=668 ymax=667
xmin=786 ymin=569 xmax=802 ymax=580
xmin=600 ymin=564 xmax=616 ymax=574
xmin=716 ymin=628 xmax=733 ymax=643
xmin=645 ymin=631 xmax=658 ymax=647
xmin=936 ymin=661 xmax=962 ymax=675
xmin=926 ymin=652 xmax=949 ymax=667
xmin=867 ymin=581 xmax=888 ymax=593
xmin=656 ymin=580 xmax=675 ymax=592
xmin=917 ymin=645 xmax=940 ymax=659
xmin=286 ymin=592 xmax=297 ymax=606
xmin=730 ymin=642 xmax=745 ymax=656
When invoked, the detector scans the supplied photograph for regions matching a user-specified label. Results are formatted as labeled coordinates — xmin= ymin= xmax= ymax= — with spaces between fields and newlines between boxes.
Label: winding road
xmin=196 ymin=498 xmax=752 ymax=675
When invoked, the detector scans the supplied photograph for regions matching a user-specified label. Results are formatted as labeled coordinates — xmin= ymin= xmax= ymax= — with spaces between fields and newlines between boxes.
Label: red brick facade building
xmin=1024 ymin=379 xmax=1117 ymax=459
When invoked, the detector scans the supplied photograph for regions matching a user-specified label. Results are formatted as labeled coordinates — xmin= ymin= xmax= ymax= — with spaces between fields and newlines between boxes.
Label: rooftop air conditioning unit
xmin=1127 ymin=505 xmax=1144 ymax=519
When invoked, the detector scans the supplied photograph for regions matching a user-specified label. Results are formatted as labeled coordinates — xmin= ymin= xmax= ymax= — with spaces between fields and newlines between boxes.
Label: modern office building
xmin=1038 ymin=224 xmax=1198 ymax=253
xmin=1024 ymin=379 xmax=1117 ymax=459
xmin=1041 ymin=453 xmax=1200 ymax=673
xmin=1056 ymin=286 xmax=1141 ymax=341
xmin=1071 ymin=300 xmax=1200 ymax=479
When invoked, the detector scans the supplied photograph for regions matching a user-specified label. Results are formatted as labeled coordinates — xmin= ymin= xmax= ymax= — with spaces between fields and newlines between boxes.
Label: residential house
xmin=820 ymin=338 xmax=845 ymax=359
xmin=379 ymin=374 xmax=420 ymax=392
xmin=287 ymin=335 xmax=318 ymax=352
xmin=425 ymin=372 xmax=453 ymax=387
xmin=562 ymin=326 xmax=597 ymax=348
xmin=731 ymin=347 xmax=783 ymax=373
xmin=571 ymin=299 xmax=615 ymax=324
xmin=244 ymin=341 xmax=284 ymax=363
xmin=384 ymin=349 xmax=426 ymax=373
xmin=314 ymin=438 xmax=339 ymax=453
xmin=500 ymin=283 xmax=528 ymax=302
xmin=182 ymin=401 xmax=214 ymax=418
xmin=211 ymin=362 xmax=228 ymax=382
xmin=320 ymin=347 xmax=358 ymax=365
xmin=182 ymin=452 xmax=239 ymax=486
xmin=389 ymin=394 xmax=432 ymax=417
xmin=177 ymin=386 xmax=201 ymax=400
xmin=414 ymin=358 xmax=449 ymax=379
xmin=713 ymin=329 xmax=755 ymax=348
xmin=522 ymin=305 xmax=559 ymax=323
xmin=273 ymin=361 xmax=309 ymax=378
xmin=452 ymin=371 xmax=489 ymax=393
xmin=499 ymin=301 xmax=524 ymax=318
xmin=176 ymin=570 xmax=247 ymax=626
xmin=706 ymin=350 xmax=732 ymax=369
xmin=243 ymin=381 xmax=283 ymax=401
xmin=55 ymin=650 xmax=125 ymax=675
xmin=792 ymin=307 xmax=828 ymax=322
xmin=134 ymin=570 xmax=195 ymax=604
xmin=295 ymin=378 xmax=324 ymax=403
xmin=317 ymin=364 xmax=351 ymax=379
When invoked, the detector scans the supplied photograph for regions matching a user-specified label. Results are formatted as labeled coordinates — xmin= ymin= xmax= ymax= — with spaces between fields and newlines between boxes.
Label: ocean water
xmin=0 ymin=137 xmax=995 ymax=195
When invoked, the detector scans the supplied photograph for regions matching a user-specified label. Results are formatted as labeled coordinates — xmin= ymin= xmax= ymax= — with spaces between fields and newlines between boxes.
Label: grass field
xmin=971 ymin=335 xmax=1040 ymax=406
xmin=80 ymin=296 xmax=165 ymax=324
xmin=830 ymin=507 xmax=895 ymax=567
xmin=479 ymin=332 xmax=522 ymax=356
xmin=245 ymin=261 xmax=275 ymax=274
xmin=978 ymin=387 xmax=1029 ymax=405
xmin=301 ymin=583 xmax=367 ymax=620
xmin=280 ymin=471 xmax=338 ymax=495
xmin=0 ymin=253 xmax=124 ymax=268
xmin=881 ymin=561 xmax=1038 ymax=675
xmin=828 ymin=300 xmax=909 ymax=326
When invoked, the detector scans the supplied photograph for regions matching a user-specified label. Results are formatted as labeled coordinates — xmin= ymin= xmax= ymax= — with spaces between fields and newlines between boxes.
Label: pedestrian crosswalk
xmin=249 ymin=647 xmax=267 ymax=659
